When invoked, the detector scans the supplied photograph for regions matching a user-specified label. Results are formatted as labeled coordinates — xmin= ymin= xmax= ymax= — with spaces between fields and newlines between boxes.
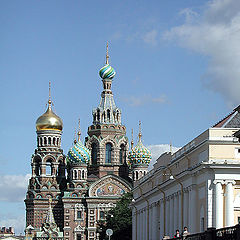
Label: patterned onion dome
xmin=67 ymin=139 xmax=91 ymax=165
xmin=99 ymin=64 xmax=116 ymax=79
xmin=36 ymin=100 xmax=63 ymax=131
xmin=128 ymin=136 xmax=152 ymax=166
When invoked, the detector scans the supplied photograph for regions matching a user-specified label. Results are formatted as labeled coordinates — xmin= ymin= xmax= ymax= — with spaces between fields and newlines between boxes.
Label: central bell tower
xmin=85 ymin=43 xmax=129 ymax=179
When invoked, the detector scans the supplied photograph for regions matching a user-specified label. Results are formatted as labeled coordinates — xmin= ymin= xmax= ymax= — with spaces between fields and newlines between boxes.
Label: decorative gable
xmin=88 ymin=175 xmax=131 ymax=197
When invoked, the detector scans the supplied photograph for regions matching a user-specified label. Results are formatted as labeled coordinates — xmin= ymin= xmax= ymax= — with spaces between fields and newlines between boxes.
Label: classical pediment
xmin=88 ymin=175 xmax=131 ymax=197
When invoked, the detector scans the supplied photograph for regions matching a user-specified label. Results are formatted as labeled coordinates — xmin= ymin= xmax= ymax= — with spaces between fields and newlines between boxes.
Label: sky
xmin=1 ymin=0 xmax=240 ymax=234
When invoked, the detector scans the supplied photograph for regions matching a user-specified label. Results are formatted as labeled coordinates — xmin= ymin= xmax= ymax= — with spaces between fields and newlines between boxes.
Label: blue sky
xmin=1 ymin=0 xmax=240 ymax=234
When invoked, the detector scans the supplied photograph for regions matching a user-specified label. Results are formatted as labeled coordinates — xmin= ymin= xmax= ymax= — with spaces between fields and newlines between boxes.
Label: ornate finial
xmin=77 ymin=118 xmax=81 ymax=141
xmin=138 ymin=121 xmax=142 ymax=141
xmin=106 ymin=41 xmax=109 ymax=65
xmin=74 ymin=128 xmax=77 ymax=144
xmin=48 ymin=81 xmax=52 ymax=105
xmin=131 ymin=128 xmax=134 ymax=149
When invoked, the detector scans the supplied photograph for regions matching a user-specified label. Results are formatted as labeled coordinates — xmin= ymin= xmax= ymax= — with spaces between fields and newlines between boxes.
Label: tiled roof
xmin=212 ymin=105 xmax=240 ymax=128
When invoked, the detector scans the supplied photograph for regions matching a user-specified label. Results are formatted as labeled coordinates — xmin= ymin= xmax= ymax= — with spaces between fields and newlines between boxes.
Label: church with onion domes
xmin=24 ymin=44 xmax=152 ymax=240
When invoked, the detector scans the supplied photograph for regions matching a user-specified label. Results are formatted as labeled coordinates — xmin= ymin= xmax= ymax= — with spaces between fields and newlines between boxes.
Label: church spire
xmin=131 ymin=129 xmax=134 ymax=149
xmin=138 ymin=121 xmax=142 ymax=142
xmin=48 ymin=81 xmax=52 ymax=105
xmin=106 ymin=41 xmax=109 ymax=65
xmin=77 ymin=118 xmax=81 ymax=142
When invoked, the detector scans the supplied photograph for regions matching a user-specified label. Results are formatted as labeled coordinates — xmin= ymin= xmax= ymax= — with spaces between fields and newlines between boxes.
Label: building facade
xmin=24 ymin=46 xmax=139 ymax=240
xmin=132 ymin=106 xmax=240 ymax=240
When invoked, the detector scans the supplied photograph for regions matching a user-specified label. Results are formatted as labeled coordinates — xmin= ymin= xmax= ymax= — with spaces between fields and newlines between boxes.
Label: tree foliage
xmin=98 ymin=192 xmax=133 ymax=240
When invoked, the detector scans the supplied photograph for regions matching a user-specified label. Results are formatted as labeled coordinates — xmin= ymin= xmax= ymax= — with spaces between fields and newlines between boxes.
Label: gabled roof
xmin=213 ymin=105 xmax=240 ymax=128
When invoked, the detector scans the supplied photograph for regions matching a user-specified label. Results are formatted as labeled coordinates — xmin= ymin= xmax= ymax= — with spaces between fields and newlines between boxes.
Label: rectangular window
xmin=77 ymin=210 xmax=82 ymax=219
xmin=77 ymin=234 xmax=81 ymax=240
xmin=238 ymin=217 xmax=240 ymax=224
xmin=100 ymin=211 xmax=105 ymax=220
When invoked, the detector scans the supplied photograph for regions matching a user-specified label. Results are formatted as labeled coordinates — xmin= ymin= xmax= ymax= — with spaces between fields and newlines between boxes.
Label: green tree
xmin=98 ymin=192 xmax=133 ymax=240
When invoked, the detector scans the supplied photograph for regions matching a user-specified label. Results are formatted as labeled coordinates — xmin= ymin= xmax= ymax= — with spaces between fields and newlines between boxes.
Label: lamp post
xmin=131 ymin=199 xmax=138 ymax=240
xmin=138 ymin=186 xmax=150 ymax=240
xmin=149 ymin=177 xmax=166 ymax=237
xmin=168 ymin=169 xmax=184 ymax=232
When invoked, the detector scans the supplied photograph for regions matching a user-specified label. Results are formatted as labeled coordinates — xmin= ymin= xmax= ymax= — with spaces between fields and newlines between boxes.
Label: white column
xmin=166 ymin=198 xmax=170 ymax=236
xmin=139 ymin=210 xmax=142 ymax=240
xmin=156 ymin=202 xmax=160 ymax=239
xmin=189 ymin=185 xmax=197 ymax=233
xmin=132 ymin=210 xmax=136 ymax=240
xmin=141 ymin=209 xmax=144 ymax=240
xmin=170 ymin=195 xmax=174 ymax=237
xmin=152 ymin=203 xmax=157 ymax=240
xmin=178 ymin=192 xmax=182 ymax=231
xmin=183 ymin=189 xmax=189 ymax=229
xmin=174 ymin=193 xmax=178 ymax=232
xmin=149 ymin=205 xmax=152 ymax=240
xmin=168 ymin=196 xmax=174 ymax=237
xmin=225 ymin=180 xmax=236 ymax=227
xmin=214 ymin=180 xmax=223 ymax=229
xmin=159 ymin=199 xmax=164 ymax=239
xmin=143 ymin=209 xmax=147 ymax=240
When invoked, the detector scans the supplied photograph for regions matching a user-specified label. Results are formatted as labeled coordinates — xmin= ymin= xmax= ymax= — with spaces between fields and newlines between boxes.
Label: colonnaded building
xmin=24 ymin=45 xmax=152 ymax=240
xmin=132 ymin=106 xmax=240 ymax=240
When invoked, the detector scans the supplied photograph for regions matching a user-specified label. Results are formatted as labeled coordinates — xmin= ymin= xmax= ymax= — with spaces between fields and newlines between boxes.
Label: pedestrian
xmin=173 ymin=229 xmax=180 ymax=238
xmin=182 ymin=226 xmax=189 ymax=236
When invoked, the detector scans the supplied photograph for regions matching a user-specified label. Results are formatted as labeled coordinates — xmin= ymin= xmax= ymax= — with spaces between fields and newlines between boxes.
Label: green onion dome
xmin=66 ymin=139 xmax=91 ymax=165
xmin=128 ymin=135 xmax=152 ymax=167
xmin=99 ymin=64 xmax=116 ymax=79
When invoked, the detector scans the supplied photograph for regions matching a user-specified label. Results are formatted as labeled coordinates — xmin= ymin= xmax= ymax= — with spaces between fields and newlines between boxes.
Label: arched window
xmin=82 ymin=170 xmax=85 ymax=179
xmin=56 ymin=138 xmax=59 ymax=146
xmin=105 ymin=143 xmax=112 ymax=163
xmin=91 ymin=143 xmax=97 ymax=165
xmin=136 ymin=171 xmax=138 ymax=180
xmin=117 ymin=111 xmax=119 ymax=121
xmin=40 ymin=138 xmax=43 ymax=146
xmin=48 ymin=137 xmax=51 ymax=145
xmin=57 ymin=160 xmax=63 ymax=177
xmin=53 ymin=137 xmax=56 ymax=145
xmin=74 ymin=170 xmax=77 ymax=179
xmin=44 ymin=137 xmax=47 ymax=145
xmin=46 ymin=160 xmax=52 ymax=176
xmin=103 ymin=112 xmax=105 ymax=122
xmin=107 ymin=109 xmax=110 ymax=122
xmin=35 ymin=159 xmax=41 ymax=176
xmin=97 ymin=109 xmax=100 ymax=121
xmin=119 ymin=144 xmax=125 ymax=164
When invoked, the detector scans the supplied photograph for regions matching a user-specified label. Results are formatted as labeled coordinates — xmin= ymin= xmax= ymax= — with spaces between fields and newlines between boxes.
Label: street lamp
xmin=168 ymin=171 xmax=184 ymax=232
xmin=131 ymin=199 xmax=138 ymax=240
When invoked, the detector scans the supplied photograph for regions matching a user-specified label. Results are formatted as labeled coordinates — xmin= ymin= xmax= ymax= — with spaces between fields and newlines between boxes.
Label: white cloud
xmin=122 ymin=94 xmax=167 ymax=107
xmin=0 ymin=174 xmax=31 ymax=202
xmin=147 ymin=144 xmax=180 ymax=170
xmin=142 ymin=30 xmax=158 ymax=46
xmin=163 ymin=0 xmax=240 ymax=105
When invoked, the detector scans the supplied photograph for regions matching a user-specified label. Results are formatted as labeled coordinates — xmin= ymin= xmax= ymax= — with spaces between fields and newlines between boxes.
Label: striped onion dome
xmin=67 ymin=139 xmax=91 ymax=165
xmin=99 ymin=64 xmax=116 ymax=79
xmin=128 ymin=135 xmax=152 ymax=167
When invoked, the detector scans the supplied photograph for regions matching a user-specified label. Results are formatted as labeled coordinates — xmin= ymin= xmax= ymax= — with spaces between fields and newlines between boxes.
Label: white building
xmin=131 ymin=106 xmax=240 ymax=240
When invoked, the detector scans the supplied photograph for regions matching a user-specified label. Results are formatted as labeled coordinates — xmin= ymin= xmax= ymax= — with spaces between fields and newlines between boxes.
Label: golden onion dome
xmin=36 ymin=100 xmax=63 ymax=131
